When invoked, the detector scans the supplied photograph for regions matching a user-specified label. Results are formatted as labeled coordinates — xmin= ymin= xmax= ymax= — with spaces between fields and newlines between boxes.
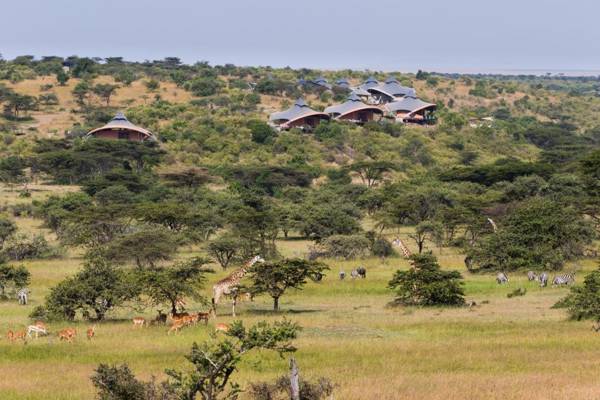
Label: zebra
xmin=527 ymin=271 xmax=537 ymax=281
xmin=496 ymin=272 xmax=509 ymax=284
xmin=17 ymin=288 xmax=29 ymax=305
xmin=350 ymin=269 xmax=359 ymax=279
xmin=339 ymin=271 xmax=346 ymax=280
xmin=356 ymin=266 xmax=366 ymax=279
xmin=539 ymin=272 xmax=548 ymax=287
xmin=552 ymin=272 xmax=575 ymax=286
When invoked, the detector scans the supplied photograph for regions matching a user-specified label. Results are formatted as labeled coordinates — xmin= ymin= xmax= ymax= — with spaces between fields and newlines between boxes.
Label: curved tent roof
xmin=334 ymin=78 xmax=350 ymax=88
xmin=312 ymin=76 xmax=332 ymax=89
xmin=358 ymin=76 xmax=379 ymax=90
xmin=270 ymin=98 xmax=330 ymax=125
xmin=368 ymin=76 xmax=415 ymax=99
xmin=385 ymin=95 xmax=436 ymax=115
xmin=87 ymin=112 xmax=154 ymax=140
xmin=324 ymin=93 xmax=383 ymax=118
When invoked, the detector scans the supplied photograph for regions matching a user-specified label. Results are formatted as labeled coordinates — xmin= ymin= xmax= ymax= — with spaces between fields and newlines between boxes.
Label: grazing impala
xmin=167 ymin=320 xmax=185 ymax=335
xmin=195 ymin=311 xmax=212 ymax=325
xmin=87 ymin=325 xmax=96 ymax=340
xmin=215 ymin=323 xmax=230 ymax=333
xmin=132 ymin=317 xmax=146 ymax=328
xmin=58 ymin=328 xmax=77 ymax=342
xmin=6 ymin=330 xmax=15 ymax=342
xmin=14 ymin=330 xmax=27 ymax=342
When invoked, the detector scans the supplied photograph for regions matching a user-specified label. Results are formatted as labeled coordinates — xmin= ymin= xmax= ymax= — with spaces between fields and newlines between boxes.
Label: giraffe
xmin=212 ymin=255 xmax=264 ymax=317
xmin=392 ymin=237 xmax=412 ymax=259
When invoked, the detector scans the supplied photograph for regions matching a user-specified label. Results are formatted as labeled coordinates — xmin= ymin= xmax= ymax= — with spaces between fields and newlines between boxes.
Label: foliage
xmin=2 ymin=233 xmax=59 ymax=260
xmin=248 ymin=375 xmax=334 ymax=400
xmin=0 ymin=263 xmax=30 ymax=298
xmin=248 ymin=258 xmax=328 ymax=310
xmin=92 ymin=364 xmax=176 ymax=400
xmin=555 ymin=268 xmax=600 ymax=320
xmin=321 ymin=234 xmax=370 ymax=260
xmin=45 ymin=256 xmax=137 ymax=320
xmin=139 ymin=257 xmax=212 ymax=314
xmin=388 ymin=253 xmax=465 ymax=306
xmin=207 ymin=235 xmax=239 ymax=269
xmin=166 ymin=320 xmax=300 ymax=400
xmin=469 ymin=197 xmax=595 ymax=271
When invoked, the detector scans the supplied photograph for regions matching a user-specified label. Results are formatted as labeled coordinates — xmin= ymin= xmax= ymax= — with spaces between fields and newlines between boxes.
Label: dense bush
xmin=321 ymin=234 xmax=370 ymax=260
xmin=555 ymin=269 xmax=600 ymax=320
xmin=388 ymin=253 xmax=465 ymax=306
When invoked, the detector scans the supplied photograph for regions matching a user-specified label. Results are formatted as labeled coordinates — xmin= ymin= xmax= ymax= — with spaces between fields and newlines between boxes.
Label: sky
xmin=2 ymin=0 xmax=600 ymax=73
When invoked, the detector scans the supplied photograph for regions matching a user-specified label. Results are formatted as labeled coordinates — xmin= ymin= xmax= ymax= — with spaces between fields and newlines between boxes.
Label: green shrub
xmin=555 ymin=269 xmax=600 ymax=320
xmin=388 ymin=253 xmax=465 ymax=306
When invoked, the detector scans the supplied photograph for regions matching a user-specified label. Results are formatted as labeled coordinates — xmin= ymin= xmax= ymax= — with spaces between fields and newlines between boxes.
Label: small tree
xmin=409 ymin=221 xmax=443 ymax=254
xmin=93 ymin=83 xmax=119 ymax=106
xmin=0 ymin=263 xmax=30 ymax=298
xmin=248 ymin=259 xmax=328 ymax=311
xmin=140 ymin=257 xmax=212 ymax=315
xmin=347 ymin=161 xmax=395 ymax=187
xmin=249 ymin=120 xmax=276 ymax=144
xmin=45 ymin=256 xmax=136 ymax=320
xmin=103 ymin=229 xmax=180 ymax=268
xmin=207 ymin=236 xmax=239 ymax=269
xmin=321 ymin=234 xmax=370 ymax=260
xmin=92 ymin=364 xmax=176 ymax=400
xmin=56 ymin=69 xmax=69 ymax=86
xmin=167 ymin=320 xmax=299 ymax=400
xmin=555 ymin=268 xmax=600 ymax=320
xmin=388 ymin=253 xmax=465 ymax=306
xmin=0 ymin=216 xmax=16 ymax=248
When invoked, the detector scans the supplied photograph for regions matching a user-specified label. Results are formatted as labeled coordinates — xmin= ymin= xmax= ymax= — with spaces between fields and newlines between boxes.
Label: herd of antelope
xmin=5 ymin=307 xmax=229 ymax=345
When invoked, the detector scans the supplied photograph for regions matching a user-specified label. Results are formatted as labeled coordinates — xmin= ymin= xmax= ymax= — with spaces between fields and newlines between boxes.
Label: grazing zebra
xmin=17 ymin=288 xmax=29 ymax=305
xmin=496 ymin=272 xmax=509 ymax=284
xmin=339 ymin=271 xmax=346 ymax=280
xmin=552 ymin=273 xmax=575 ymax=286
xmin=527 ymin=271 xmax=537 ymax=281
xmin=539 ymin=272 xmax=549 ymax=287
xmin=350 ymin=269 xmax=359 ymax=279
xmin=356 ymin=266 xmax=366 ymax=279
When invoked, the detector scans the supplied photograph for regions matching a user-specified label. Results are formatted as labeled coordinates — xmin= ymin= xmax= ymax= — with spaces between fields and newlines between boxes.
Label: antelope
xmin=195 ymin=311 xmax=212 ymax=325
xmin=215 ymin=323 xmax=230 ymax=333
xmin=152 ymin=310 xmax=167 ymax=325
xmin=87 ymin=325 xmax=96 ymax=340
xmin=132 ymin=317 xmax=146 ymax=328
xmin=27 ymin=324 xmax=48 ymax=339
xmin=167 ymin=320 xmax=185 ymax=335
xmin=58 ymin=328 xmax=76 ymax=342
xmin=6 ymin=330 xmax=15 ymax=342
xmin=14 ymin=330 xmax=27 ymax=342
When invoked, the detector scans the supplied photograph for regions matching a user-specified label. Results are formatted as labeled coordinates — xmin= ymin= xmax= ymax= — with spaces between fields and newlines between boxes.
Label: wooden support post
xmin=290 ymin=357 xmax=300 ymax=400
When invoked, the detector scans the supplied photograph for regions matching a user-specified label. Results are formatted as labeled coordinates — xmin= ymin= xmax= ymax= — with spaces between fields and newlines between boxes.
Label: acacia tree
xmin=248 ymin=259 xmax=328 ymax=311
xmin=347 ymin=161 xmax=395 ymax=187
xmin=207 ymin=236 xmax=239 ymax=269
xmin=93 ymin=83 xmax=119 ymax=106
xmin=140 ymin=257 xmax=212 ymax=315
xmin=167 ymin=320 xmax=299 ymax=400
xmin=388 ymin=253 xmax=465 ymax=306
xmin=0 ymin=263 xmax=30 ymax=298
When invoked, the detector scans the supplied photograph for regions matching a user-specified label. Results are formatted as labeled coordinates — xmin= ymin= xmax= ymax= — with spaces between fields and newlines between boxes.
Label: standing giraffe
xmin=392 ymin=237 xmax=412 ymax=259
xmin=212 ymin=255 xmax=264 ymax=317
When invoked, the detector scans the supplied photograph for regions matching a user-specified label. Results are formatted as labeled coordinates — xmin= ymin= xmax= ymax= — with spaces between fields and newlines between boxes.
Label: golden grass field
xmin=0 ymin=184 xmax=599 ymax=400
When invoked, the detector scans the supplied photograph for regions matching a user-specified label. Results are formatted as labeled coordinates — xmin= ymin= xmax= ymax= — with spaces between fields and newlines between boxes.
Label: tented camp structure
xmin=334 ymin=78 xmax=351 ymax=89
xmin=86 ymin=112 xmax=155 ymax=141
xmin=357 ymin=76 xmax=379 ymax=91
xmin=324 ymin=93 xmax=383 ymax=123
xmin=368 ymin=76 xmax=415 ymax=103
xmin=269 ymin=99 xmax=330 ymax=130
xmin=385 ymin=95 xmax=437 ymax=124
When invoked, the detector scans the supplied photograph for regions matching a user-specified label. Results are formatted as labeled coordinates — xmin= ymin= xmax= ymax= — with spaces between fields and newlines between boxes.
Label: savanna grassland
xmin=2 ymin=57 xmax=600 ymax=399
xmin=0 ymin=185 xmax=597 ymax=400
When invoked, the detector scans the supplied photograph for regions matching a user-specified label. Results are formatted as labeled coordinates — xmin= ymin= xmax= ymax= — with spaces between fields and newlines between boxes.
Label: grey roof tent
xmin=312 ymin=76 xmax=332 ymax=89
xmin=269 ymin=98 xmax=330 ymax=127
xmin=334 ymin=78 xmax=351 ymax=88
xmin=324 ymin=93 xmax=383 ymax=120
xmin=357 ymin=76 xmax=379 ymax=90
xmin=385 ymin=95 xmax=436 ymax=116
xmin=368 ymin=76 xmax=415 ymax=99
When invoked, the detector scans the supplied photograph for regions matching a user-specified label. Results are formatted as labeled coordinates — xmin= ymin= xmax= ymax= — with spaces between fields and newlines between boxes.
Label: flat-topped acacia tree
xmin=247 ymin=258 xmax=328 ymax=311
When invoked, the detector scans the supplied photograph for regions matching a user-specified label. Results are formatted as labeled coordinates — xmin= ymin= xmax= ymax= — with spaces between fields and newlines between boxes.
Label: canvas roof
xmin=324 ymin=93 xmax=383 ymax=118
xmin=87 ymin=112 xmax=154 ymax=139
xmin=357 ymin=76 xmax=379 ymax=90
xmin=335 ymin=78 xmax=351 ymax=88
xmin=270 ymin=98 xmax=330 ymax=125
xmin=368 ymin=76 xmax=415 ymax=98
xmin=385 ymin=95 xmax=436 ymax=115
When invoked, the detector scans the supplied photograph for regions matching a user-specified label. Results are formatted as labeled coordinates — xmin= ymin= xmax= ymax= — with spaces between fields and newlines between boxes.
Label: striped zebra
xmin=527 ymin=271 xmax=537 ymax=281
xmin=552 ymin=273 xmax=575 ymax=286
xmin=538 ymin=272 xmax=548 ymax=287
xmin=17 ymin=288 xmax=29 ymax=305
xmin=496 ymin=272 xmax=509 ymax=284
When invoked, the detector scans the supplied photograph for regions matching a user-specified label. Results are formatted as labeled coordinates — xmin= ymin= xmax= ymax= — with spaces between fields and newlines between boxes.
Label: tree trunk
xmin=290 ymin=358 xmax=300 ymax=400
xmin=273 ymin=296 xmax=279 ymax=311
